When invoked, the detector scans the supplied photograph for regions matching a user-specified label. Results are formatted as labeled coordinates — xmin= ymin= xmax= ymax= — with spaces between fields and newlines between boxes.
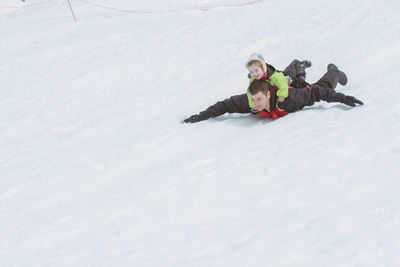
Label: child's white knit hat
xmin=246 ymin=53 xmax=267 ymax=73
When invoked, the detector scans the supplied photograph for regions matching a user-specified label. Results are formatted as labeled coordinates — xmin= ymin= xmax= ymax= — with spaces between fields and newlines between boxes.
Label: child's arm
xmin=269 ymin=72 xmax=289 ymax=100
xmin=183 ymin=94 xmax=251 ymax=123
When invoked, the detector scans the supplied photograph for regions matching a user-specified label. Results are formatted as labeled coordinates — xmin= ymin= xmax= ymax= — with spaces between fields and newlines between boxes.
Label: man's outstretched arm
xmin=183 ymin=94 xmax=251 ymax=123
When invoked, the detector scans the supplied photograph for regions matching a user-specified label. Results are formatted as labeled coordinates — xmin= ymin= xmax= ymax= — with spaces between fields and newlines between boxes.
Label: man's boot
xmin=328 ymin=63 xmax=348 ymax=86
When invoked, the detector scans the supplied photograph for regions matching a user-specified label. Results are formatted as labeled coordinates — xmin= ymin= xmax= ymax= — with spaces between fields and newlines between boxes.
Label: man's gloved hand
xmin=183 ymin=114 xmax=204 ymax=123
xmin=183 ymin=111 xmax=212 ymax=123
xmin=343 ymin=96 xmax=364 ymax=107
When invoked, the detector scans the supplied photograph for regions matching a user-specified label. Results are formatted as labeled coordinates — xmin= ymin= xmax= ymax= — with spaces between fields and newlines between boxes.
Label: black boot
xmin=328 ymin=63 xmax=348 ymax=86
xmin=291 ymin=59 xmax=312 ymax=77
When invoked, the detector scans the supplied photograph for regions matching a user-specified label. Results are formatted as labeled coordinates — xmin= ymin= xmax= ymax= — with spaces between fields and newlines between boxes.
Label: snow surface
xmin=1 ymin=0 xmax=400 ymax=266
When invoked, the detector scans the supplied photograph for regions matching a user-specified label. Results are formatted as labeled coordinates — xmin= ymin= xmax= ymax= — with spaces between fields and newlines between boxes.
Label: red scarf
xmin=260 ymin=72 xmax=268 ymax=80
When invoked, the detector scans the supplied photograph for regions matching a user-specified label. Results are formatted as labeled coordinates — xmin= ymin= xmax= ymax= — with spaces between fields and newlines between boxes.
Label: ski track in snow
xmin=1 ymin=0 xmax=400 ymax=266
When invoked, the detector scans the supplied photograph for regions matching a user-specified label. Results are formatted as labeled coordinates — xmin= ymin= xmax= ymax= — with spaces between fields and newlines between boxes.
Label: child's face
xmin=250 ymin=91 xmax=270 ymax=111
xmin=248 ymin=64 xmax=264 ymax=80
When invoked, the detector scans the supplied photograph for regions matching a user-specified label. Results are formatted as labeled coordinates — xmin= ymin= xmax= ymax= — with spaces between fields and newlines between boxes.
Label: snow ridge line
xmin=78 ymin=0 xmax=153 ymax=14
xmin=198 ymin=0 xmax=265 ymax=11
xmin=0 ymin=0 xmax=53 ymax=9
xmin=78 ymin=0 xmax=265 ymax=14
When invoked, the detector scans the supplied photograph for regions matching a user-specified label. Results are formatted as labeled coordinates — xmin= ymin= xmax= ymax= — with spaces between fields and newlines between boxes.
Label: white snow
xmin=1 ymin=0 xmax=400 ymax=266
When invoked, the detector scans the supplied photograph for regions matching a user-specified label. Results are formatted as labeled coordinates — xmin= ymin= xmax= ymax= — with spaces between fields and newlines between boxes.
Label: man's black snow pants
xmin=278 ymin=69 xmax=341 ymax=113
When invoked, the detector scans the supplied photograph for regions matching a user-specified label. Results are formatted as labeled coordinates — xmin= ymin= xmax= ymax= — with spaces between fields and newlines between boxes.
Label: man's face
xmin=247 ymin=64 xmax=264 ymax=80
xmin=250 ymin=91 xmax=270 ymax=111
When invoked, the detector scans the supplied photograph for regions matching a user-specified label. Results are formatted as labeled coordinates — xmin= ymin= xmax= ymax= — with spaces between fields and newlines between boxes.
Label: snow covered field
xmin=1 ymin=0 xmax=400 ymax=266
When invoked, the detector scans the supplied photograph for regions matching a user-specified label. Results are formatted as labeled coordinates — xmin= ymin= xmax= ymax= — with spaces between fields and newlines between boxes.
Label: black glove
xmin=335 ymin=93 xmax=364 ymax=107
xmin=343 ymin=96 xmax=364 ymax=107
xmin=183 ymin=114 xmax=204 ymax=123
xmin=183 ymin=111 xmax=212 ymax=123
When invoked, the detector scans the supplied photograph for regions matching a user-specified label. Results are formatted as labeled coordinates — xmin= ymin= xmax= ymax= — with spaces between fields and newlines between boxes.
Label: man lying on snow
xmin=183 ymin=54 xmax=363 ymax=123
